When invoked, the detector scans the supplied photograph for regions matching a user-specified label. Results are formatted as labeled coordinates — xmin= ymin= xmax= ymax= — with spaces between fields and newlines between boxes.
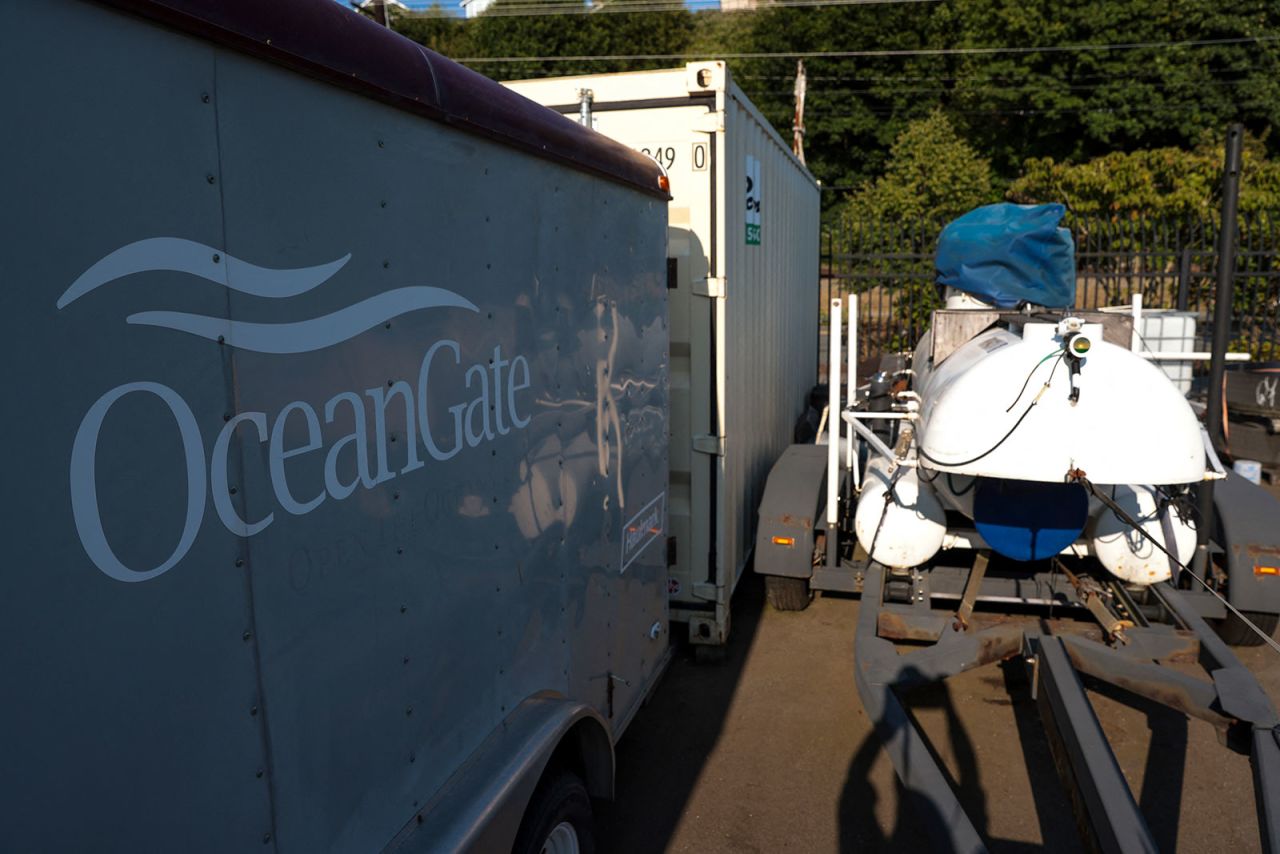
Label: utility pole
xmin=792 ymin=60 xmax=807 ymax=166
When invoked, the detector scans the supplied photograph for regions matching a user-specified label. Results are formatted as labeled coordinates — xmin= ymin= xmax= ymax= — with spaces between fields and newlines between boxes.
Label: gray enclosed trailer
xmin=1 ymin=1 xmax=672 ymax=851
xmin=505 ymin=65 xmax=821 ymax=650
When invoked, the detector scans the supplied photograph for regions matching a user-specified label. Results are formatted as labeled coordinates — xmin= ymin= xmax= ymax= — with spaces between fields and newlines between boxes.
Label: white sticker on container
xmin=692 ymin=142 xmax=708 ymax=172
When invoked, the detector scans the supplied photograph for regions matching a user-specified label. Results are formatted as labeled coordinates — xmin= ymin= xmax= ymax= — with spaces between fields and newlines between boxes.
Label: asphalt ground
xmin=596 ymin=573 xmax=1280 ymax=853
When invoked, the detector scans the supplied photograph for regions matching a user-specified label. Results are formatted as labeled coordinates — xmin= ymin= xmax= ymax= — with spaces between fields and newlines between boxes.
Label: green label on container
xmin=745 ymin=154 xmax=761 ymax=245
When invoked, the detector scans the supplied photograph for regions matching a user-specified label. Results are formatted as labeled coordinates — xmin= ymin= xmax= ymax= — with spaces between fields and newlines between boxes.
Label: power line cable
xmin=738 ymin=66 xmax=1278 ymax=83
xmin=806 ymin=96 xmax=1275 ymax=118
xmin=749 ymin=76 xmax=1265 ymax=97
xmin=456 ymin=34 xmax=1278 ymax=63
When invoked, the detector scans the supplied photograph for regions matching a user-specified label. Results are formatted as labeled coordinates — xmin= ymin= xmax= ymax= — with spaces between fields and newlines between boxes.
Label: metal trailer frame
xmin=754 ymin=125 xmax=1280 ymax=852
xmin=853 ymin=560 xmax=1280 ymax=854
xmin=821 ymin=310 xmax=1280 ymax=851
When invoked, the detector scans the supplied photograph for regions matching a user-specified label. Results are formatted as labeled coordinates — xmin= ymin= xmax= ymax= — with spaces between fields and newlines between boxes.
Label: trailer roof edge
xmin=96 ymin=0 xmax=672 ymax=201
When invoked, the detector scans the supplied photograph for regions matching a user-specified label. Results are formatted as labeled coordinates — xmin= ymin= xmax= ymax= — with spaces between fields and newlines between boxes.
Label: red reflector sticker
xmin=1256 ymin=565 xmax=1280 ymax=577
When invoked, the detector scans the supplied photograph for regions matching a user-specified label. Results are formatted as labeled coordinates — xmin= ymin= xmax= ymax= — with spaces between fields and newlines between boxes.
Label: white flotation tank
xmin=854 ymin=456 xmax=947 ymax=569
xmin=1087 ymin=485 xmax=1197 ymax=585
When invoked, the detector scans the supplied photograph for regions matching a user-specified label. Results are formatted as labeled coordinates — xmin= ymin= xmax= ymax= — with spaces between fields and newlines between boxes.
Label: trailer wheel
xmin=513 ymin=770 xmax=595 ymax=854
xmin=765 ymin=575 xmax=811 ymax=611
xmin=1214 ymin=610 xmax=1280 ymax=647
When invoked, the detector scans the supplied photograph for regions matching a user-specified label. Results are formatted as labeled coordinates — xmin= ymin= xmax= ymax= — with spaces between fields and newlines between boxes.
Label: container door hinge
xmin=693 ymin=276 xmax=725 ymax=299
xmin=692 ymin=434 xmax=725 ymax=456
xmin=692 ymin=111 xmax=724 ymax=134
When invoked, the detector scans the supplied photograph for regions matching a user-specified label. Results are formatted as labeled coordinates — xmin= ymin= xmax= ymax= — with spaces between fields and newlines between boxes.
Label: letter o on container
xmin=70 ymin=382 xmax=207 ymax=582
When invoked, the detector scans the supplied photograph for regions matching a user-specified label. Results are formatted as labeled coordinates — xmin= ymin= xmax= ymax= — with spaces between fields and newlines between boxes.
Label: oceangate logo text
xmin=60 ymin=238 xmax=530 ymax=582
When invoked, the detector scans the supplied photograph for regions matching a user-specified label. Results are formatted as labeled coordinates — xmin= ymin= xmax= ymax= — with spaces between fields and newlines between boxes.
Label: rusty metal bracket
xmin=955 ymin=550 xmax=990 ymax=630
xmin=1053 ymin=558 xmax=1132 ymax=643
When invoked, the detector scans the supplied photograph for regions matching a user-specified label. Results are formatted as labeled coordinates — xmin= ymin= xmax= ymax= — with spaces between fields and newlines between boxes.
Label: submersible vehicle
xmin=754 ymin=202 xmax=1280 ymax=853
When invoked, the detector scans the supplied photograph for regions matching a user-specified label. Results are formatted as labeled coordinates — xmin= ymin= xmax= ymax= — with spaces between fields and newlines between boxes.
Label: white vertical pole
xmin=1131 ymin=292 xmax=1143 ymax=352
xmin=846 ymin=294 xmax=857 ymax=474
xmin=827 ymin=299 xmax=842 ymax=528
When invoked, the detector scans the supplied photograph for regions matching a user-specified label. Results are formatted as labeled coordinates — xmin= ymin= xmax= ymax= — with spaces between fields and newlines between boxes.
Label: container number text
xmin=641 ymin=146 xmax=677 ymax=170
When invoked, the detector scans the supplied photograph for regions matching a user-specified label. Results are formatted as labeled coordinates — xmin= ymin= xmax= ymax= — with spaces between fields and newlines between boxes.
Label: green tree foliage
xmin=465 ymin=9 xmax=695 ymax=78
xmin=831 ymin=112 xmax=996 ymax=343
xmin=839 ymin=110 xmax=995 ymax=222
xmin=390 ymin=0 xmax=1280 ymax=215
xmin=396 ymin=1 xmax=697 ymax=78
xmin=1008 ymin=131 xmax=1280 ymax=217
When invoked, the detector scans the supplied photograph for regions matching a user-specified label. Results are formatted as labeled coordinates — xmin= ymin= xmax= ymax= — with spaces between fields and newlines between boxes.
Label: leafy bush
xmin=837 ymin=110 xmax=997 ymax=224
xmin=1008 ymin=131 xmax=1280 ymax=218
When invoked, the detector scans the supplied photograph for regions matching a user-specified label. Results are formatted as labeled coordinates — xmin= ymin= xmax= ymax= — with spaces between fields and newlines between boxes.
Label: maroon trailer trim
xmin=97 ymin=0 xmax=670 ymax=199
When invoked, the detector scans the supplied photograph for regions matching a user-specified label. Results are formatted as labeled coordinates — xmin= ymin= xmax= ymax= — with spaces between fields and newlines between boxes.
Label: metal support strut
xmin=853 ymin=559 xmax=1280 ymax=854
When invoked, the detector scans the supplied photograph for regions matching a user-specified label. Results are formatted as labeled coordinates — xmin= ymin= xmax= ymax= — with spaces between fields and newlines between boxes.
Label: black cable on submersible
xmin=1072 ymin=473 xmax=1280 ymax=654
xmin=918 ymin=351 xmax=1067 ymax=469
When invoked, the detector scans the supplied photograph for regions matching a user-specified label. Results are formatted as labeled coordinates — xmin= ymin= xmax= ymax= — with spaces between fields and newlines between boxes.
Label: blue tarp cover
xmin=935 ymin=203 xmax=1075 ymax=308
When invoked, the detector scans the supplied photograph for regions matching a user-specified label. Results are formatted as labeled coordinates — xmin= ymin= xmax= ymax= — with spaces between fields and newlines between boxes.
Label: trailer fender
xmin=754 ymin=444 xmax=830 ymax=579
xmin=1214 ymin=471 xmax=1280 ymax=615
xmin=386 ymin=692 xmax=614 ymax=853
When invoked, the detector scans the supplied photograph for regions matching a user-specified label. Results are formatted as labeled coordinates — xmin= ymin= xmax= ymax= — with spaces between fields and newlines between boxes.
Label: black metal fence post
xmin=1177 ymin=246 xmax=1192 ymax=312
xmin=1194 ymin=123 xmax=1245 ymax=580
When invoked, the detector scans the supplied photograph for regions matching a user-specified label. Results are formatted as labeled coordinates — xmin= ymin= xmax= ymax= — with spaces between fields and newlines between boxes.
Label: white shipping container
xmin=506 ymin=63 xmax=820 ymax=646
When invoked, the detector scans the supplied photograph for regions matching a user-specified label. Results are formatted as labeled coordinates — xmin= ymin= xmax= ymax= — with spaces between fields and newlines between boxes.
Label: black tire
xmin=512 ymin=770 xmax=595 ymax=854
xmin=1214 ymin=610 xmax=1280 ymax=647
xmin=765 ymin=574 xmax=811 ymax=612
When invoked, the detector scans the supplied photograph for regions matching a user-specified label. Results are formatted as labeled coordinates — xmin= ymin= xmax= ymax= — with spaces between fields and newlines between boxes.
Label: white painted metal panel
xmin=505 ymin=64 xmax=820 ymax=644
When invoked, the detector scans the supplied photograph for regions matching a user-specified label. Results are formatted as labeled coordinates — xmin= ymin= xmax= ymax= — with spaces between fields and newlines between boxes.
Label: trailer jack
xmin=853 ymin=562 xmax=1280 ymax=854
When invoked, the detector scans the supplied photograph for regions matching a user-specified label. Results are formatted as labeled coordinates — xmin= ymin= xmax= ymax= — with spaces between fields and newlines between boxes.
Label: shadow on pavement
xmin=999 ymin=658 xmax=1083 ymax=853
xmin=1082 ymin=676 xmax=1188 ymax=852
xmin=839 ymin=655 xmax=1083 ymax=853
xmin=594 ymin=571 xmax=766 ymax=853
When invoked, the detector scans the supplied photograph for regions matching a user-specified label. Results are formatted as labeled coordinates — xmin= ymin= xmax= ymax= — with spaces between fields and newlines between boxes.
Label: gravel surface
xmin=597 ymin=574 xmax=1280 ymax=853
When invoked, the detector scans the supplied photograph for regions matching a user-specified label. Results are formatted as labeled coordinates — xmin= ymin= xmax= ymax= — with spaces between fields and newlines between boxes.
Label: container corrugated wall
xmin=505 ymin=63 xmax=819 ymax=644
xmin=719 ymin=79 xmax=821 ymax=627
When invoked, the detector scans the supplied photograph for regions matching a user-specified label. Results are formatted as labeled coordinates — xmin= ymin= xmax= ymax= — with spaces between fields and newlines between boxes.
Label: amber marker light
xmin=658 ymin=174 xmax=671 ymax=193
xmin=772 ymin=536 xmax=795 ymax=547
xmin=1256 ymin=565 xmax=1280 ymax=577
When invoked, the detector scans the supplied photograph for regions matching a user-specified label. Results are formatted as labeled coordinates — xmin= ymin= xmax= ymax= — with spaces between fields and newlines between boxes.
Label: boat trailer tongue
xmin=853 ymin=560 xmax=1280 ymax=854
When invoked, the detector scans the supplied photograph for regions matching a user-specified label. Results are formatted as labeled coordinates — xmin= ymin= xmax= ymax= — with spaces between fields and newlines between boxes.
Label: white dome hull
xmin=914 ymin=323 xmax=1205 ymax=485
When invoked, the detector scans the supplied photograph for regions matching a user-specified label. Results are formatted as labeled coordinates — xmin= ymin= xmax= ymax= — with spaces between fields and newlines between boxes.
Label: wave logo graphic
xmin=61 ymin=237 xmax=522 ymax=584
xmin=57 ymin=237 xmax=478 ymax=352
